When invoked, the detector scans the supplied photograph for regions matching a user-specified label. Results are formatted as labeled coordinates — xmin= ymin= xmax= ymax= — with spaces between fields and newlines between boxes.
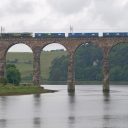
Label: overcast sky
xmin=1 ymin=0 xmax=128 ymax=52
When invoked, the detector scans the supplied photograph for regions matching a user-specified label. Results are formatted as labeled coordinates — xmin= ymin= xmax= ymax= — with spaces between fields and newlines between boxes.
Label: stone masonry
xmin=0 ymin=37 xmax=127 ymax=92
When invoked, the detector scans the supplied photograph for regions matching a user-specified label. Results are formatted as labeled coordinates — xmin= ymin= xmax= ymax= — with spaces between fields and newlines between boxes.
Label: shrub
xmin=0 ymin=78 xmax=7 ymax=85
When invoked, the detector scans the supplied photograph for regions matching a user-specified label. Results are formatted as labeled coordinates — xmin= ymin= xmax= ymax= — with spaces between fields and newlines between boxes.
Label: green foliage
xmin=109 ymin=43 xmax=128 ymax=81
xmin=49 ymin=44 xmax=103 ymax=82
xmin=6 ymin=64 xmax=16 ymax=69
xmin=49 ymin=43 xmax=128 ymax=82
xmin=49 ymin=55 xmax=68 ymax=81
xmin=0 ymin=78 xmax=7 ymax=85
xmin=6 ymin=64 xmax=21 ymax=85
xmin=75 ymin=44 xmax=103 ymax=81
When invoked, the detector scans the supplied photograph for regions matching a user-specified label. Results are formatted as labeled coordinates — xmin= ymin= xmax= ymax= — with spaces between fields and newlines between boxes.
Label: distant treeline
xmin=49 ymin=43 xmax=128 ymax=82
xmin=7 ymin=59 xmax=32 ymax=64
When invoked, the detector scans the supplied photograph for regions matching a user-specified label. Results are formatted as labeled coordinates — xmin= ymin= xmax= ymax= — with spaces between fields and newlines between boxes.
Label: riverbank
xmin=0 ymin=85 xmax=57 ymax=96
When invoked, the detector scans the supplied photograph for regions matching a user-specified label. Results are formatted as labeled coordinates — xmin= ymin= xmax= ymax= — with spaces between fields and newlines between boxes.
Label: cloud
xmin=0 ymin=0 xmax=36 ymax=21
xmin=46 ymin=0 xmax=92 ymax=15
xmin=0 ymin=0 xmax=44 ymax=32
xmin=91 ymin=0 xmax=128 ymax=29
xmin=1 ymin=0 xmax=128 ymax=33
xmin=6 ymin=0 xmax=35 ymax=15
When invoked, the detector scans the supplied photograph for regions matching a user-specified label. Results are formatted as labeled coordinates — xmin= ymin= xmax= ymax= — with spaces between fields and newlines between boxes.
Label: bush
xmin=6 ymin=64 xmax=21 ymax=85
xmin=0 ymin=78 xmax=7 ymax=85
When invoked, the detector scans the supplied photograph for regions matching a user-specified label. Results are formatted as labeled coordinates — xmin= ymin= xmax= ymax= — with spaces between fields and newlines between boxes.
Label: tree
xmin=74 ymin=44 xmax=103 ymax=81
xmin=49 ymin=44 xmax=103 ymax=82
xmin=48 ymin=43 xmax=128 ymax=83
xmin=6 ymin=64 xmax=21 ymax=85
xmin=49 ymin=56 xmax=68 ymax=81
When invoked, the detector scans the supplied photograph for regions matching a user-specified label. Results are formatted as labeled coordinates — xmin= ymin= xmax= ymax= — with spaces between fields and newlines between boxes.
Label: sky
xmin=1 ymin=0 xmax=128 ymax=52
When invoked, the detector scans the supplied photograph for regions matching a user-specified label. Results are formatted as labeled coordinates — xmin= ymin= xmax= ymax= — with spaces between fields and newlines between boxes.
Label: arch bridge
xmin=0 ymin=37 xmax=127 ymax=92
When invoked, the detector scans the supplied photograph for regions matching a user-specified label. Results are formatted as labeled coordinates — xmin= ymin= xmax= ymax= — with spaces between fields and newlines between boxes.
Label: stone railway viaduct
xmin=0 ymin=37 xmax=127 ymax=92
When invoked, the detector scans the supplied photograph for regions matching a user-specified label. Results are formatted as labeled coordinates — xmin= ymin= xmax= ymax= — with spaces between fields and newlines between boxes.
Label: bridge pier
xmin=0 ymin=59 xmax=6 ymax=79
xmin=33 ymin=50 xmax=41 ymax=86
xmin=103 ymin=57 xmax=110 ymax=92
xmin=67 ymin=53 xmax=75 ymax=92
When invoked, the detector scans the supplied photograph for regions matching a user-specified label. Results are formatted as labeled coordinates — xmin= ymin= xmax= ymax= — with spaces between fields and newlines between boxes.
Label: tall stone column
xmin=103 ymin=51 xmax=110 ymax=92
xmin=67 ymin=53 xmax=75 ymax=92
xmin=33 ymin=50 xmax=41 ymax=86
xmin=0 ymin=58 xmax=6 ymax=79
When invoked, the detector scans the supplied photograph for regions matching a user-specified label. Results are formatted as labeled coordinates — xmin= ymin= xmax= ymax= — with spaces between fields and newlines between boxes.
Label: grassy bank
xmin=0 ymin=85 xmax=57 ymax=96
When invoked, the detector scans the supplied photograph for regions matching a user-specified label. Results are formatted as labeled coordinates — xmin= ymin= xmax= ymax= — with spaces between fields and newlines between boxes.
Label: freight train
xmin=1 ymin=32 xmax=128 ymax=38
xmin=0 ymin=32 xmax=32 ymax=38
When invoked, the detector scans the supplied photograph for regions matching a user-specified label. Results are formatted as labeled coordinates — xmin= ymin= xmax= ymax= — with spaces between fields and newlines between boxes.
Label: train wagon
xmin=35 ymin=33 xmax=65 ymax=38
xmin=0 ymin=32 xmax=32 ymax=38
xmin=103 ymin=32 xmax=128 ymax=37
xmin=68 ymin=33 xmax=99 ymax=38
xmin=20 ymin=32 xmax=33 ymax=38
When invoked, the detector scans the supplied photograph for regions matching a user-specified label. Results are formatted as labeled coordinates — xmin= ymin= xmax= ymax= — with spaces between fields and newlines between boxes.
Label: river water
xmin=0 ymin=85 xmax=128 ymax=128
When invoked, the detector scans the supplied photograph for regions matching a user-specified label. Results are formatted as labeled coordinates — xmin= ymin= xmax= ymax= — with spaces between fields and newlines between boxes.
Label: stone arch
xmin=40 ymin=42 xmax=68 ymax=85
xmin=6 ymin=43 xmax=34 ymax=84
xmin=74 ymin=41 xmax=102 ymax=54
xmin=74 ymin=41 xmax=103 ymax=84
xmin=108 ymin=42 xmax=128 ymax=55
xmin=41 ymin=42 xmax=68 ymax=52
xmin=108 ymin=42 xmax=128 ymax=82
xmin=4 ymin=42 xmax=33 ymax=58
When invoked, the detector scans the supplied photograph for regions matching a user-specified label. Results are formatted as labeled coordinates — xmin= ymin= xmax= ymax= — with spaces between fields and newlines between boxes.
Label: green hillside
xmin=6 ymin=50 xmax=67 ymax=83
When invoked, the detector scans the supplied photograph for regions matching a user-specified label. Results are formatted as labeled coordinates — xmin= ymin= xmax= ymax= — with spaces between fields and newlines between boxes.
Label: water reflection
xmin=33 ymin=94 xmax=42 ymax=128
xmin=33 ymin=94 xmax=41 ymax=106
xmin=0 ymin=85 xmax=128 ymax=128
xmin=103 ymin=92 xmax=110 ymax=102
xmin=0 ymin=96 xmax=8 ymax=121
xmin=0 ymin=119 xmax=7 ymax=128
xmin=33 ymin=117 xmax=41 ymax=128
xmin=68 ymin=92 xmax=75 ymax=102
xmin=68 ymin=92 xmax=76 ymax=128
xmin=0 ymin=96 xmax=8 ymax=110
xmin=102 ymin=92 xmax=111 ymax=128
